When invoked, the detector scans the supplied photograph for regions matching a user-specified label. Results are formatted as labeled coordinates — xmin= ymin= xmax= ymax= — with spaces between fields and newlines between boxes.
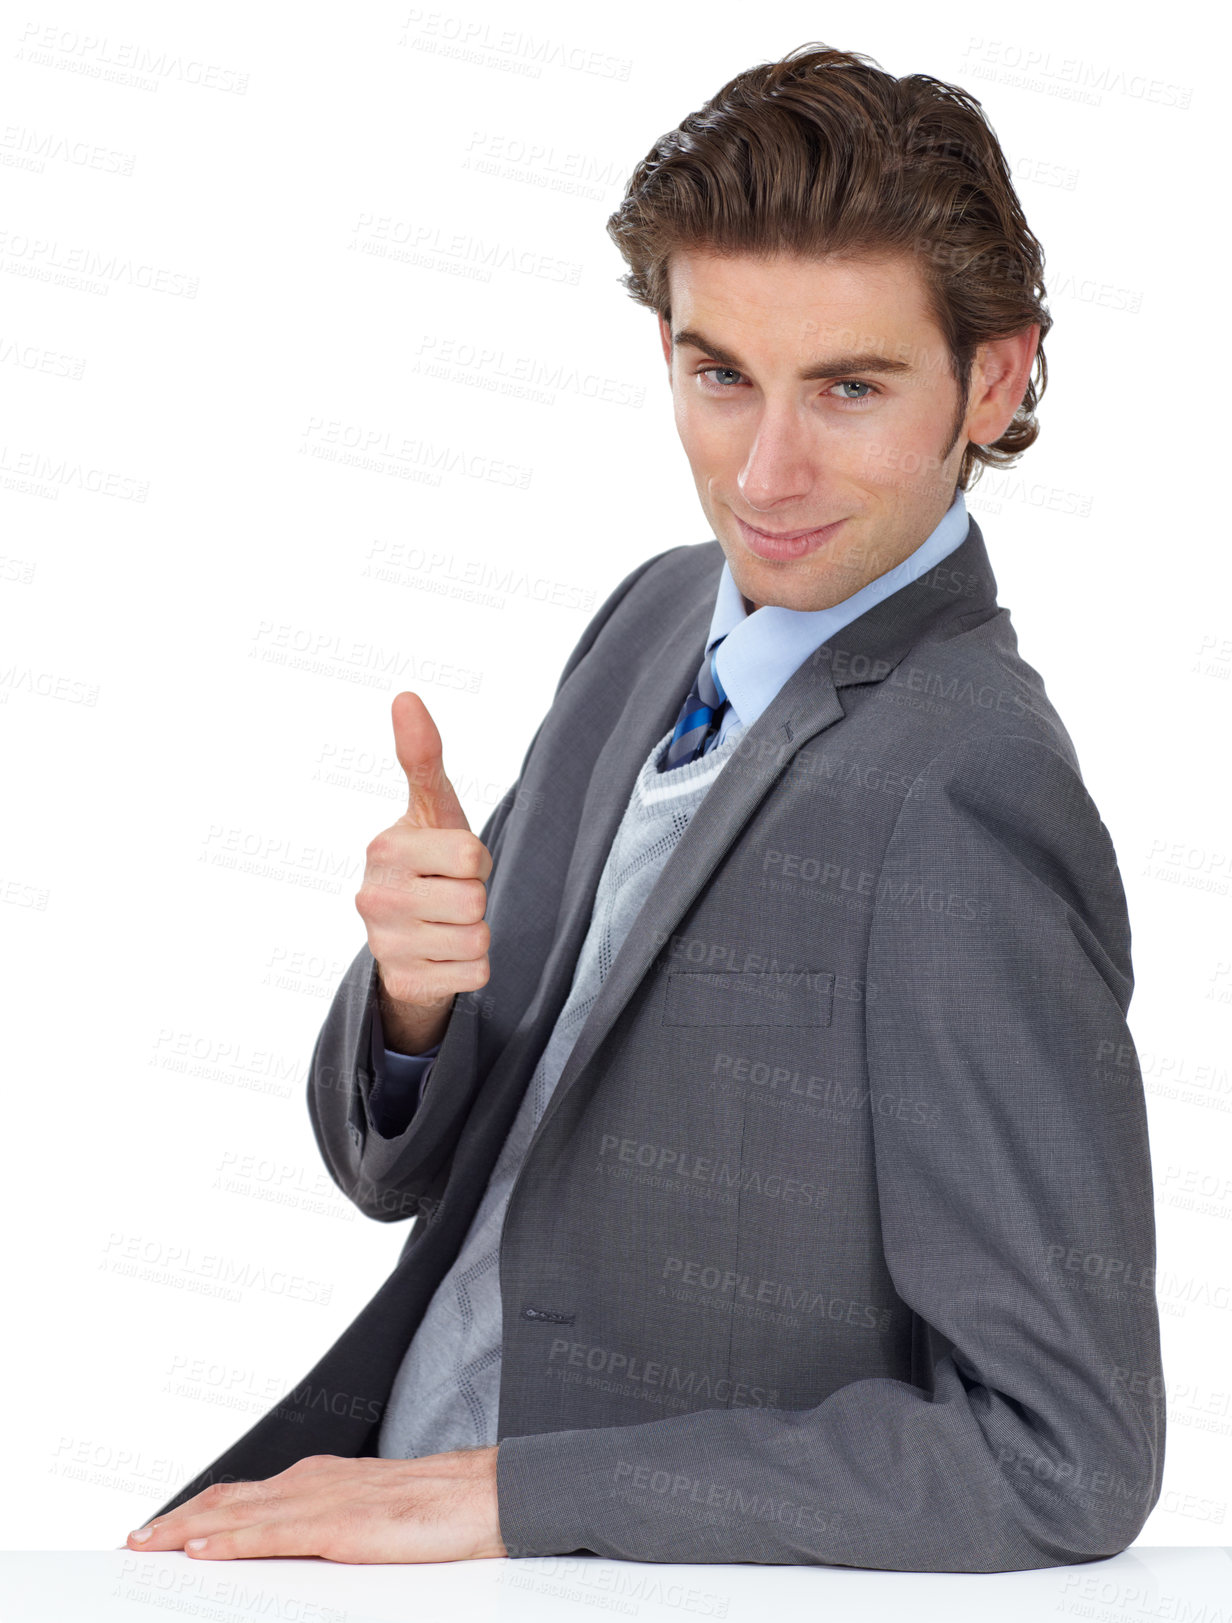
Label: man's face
xmin=658 ymin=247 xmax=1036 ymax=613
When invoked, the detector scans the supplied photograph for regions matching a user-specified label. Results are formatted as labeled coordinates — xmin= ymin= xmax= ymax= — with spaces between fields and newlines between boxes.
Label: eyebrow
xmin=671 ymin=327 xmax=914 ymax=381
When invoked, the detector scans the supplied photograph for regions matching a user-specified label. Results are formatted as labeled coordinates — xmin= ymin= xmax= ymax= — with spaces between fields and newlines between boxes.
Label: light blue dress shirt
xmin=370 ymin=487 xmax=970 ymax=1132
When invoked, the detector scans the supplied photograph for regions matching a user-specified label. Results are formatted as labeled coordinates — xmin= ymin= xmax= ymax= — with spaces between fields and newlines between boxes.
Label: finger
xmin=391 ymin=691 xmax=471 ymax=832
xmin=129 ymin=1514 xmax=215 ymax=1551
xmin=387 ymin=873 xmax=489 ymax=923
xmin=182 ymin=1517 xmax=321 ymax=1560
xmin=362 ymin=836 xmax=491 ymax=895
xmin=366 ymin=928 xmax=490 ymax=986
xmin=357 ymin=882 xmax=490 ymax=960
xmin=128 ymin=1483 xmax=279 ymax=1549
xmin=371 ymin=949 xmax=490 ymax=1011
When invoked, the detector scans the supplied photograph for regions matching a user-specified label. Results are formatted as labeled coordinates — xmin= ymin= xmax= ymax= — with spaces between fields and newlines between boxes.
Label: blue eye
xmin=697 ymin=366 xmax=744 ymax=389
xmin=693 ymin=368 xmax=880 ymax=405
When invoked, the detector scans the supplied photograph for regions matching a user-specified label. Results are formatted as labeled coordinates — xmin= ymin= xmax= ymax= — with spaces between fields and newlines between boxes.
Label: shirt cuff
xmin=367 ymin=997 xmax=441 ymax=1135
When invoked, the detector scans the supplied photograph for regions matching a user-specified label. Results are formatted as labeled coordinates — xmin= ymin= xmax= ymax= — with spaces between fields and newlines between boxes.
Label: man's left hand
xmin=125 ymin=1447 xmax=506 ymax=1563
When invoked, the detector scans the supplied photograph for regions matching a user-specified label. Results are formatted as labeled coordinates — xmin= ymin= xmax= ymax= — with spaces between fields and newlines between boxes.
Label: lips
xmin=742 ymin=520 xmax=837 ymax=540
xmin=735 ymin=513 xmax=847 ymax=561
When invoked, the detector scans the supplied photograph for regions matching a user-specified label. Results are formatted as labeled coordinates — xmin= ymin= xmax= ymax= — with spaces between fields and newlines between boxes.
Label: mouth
xmin=735 ymin=514 xmax=847 ymax=561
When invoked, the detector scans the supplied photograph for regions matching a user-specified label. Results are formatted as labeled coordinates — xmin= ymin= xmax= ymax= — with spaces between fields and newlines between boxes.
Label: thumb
xmin=391 ymin=690 xmax=472 ymax=831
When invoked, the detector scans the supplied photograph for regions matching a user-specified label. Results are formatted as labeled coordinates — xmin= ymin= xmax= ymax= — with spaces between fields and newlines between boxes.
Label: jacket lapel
xmin=518 ymin=514 xmax=1000 ymax=1146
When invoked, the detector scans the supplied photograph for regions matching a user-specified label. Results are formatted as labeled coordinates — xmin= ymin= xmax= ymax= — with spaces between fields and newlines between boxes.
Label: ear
xmin=658 ymin=311 xmax=672 ymax=371
xmin=964 ymin=324 xmax=1041 ymax=446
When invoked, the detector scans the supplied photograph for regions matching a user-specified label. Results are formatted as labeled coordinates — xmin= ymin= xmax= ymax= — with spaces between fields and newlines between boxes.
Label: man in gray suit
xmin=133 ymin=44 xmax=1164 ymax=1571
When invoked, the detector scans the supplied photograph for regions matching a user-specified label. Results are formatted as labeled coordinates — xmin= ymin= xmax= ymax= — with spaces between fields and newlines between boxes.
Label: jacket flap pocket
xmin=662 ymin=969 xmax=834 ymax=1027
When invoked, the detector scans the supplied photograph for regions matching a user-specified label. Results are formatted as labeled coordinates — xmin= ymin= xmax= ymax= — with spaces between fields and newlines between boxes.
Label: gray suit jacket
xmin=152 ymin=515 xmax=1165 ymax=1571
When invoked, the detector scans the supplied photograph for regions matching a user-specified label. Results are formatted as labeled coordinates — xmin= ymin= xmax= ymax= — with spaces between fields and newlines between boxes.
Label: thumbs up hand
xmin=355 ymin=691 xmax=494 ymax=1054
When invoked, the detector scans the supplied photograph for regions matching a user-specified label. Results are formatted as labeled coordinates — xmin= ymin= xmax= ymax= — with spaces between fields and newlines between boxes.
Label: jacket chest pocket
xmin=661 ymin=969 xmax=834 ymax=1027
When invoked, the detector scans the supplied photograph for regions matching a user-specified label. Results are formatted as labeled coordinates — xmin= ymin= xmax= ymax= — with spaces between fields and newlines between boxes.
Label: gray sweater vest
xmin=377 ymin=714 xmax=749 ymax=1458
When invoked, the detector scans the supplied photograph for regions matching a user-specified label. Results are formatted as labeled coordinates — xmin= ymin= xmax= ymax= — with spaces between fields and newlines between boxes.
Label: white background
xmin=1 ymin=0 xmax=1227 ymax=1552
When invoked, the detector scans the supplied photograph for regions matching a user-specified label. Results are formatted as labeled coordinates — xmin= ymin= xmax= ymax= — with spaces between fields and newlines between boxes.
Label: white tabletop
xmin=0 ymin=1546 xmax=1227 ymax=1621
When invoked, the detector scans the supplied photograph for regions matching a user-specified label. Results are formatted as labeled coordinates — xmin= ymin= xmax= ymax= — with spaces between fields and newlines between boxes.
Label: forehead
xmin=664 ymin=246 xmax=940 ymax=350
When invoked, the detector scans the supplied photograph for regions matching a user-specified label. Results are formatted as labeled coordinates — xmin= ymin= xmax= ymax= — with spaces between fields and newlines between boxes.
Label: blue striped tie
xmin=661 ymin=635 xmax=729 ymax=772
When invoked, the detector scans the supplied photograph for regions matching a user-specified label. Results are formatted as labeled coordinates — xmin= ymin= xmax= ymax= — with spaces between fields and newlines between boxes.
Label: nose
xmin=736 ymin=403 xmax=816 ymax=513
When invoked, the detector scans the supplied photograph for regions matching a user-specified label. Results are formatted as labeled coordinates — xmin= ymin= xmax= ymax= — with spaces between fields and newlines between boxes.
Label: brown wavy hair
xmin=606 ymin=42 xmax=1052 ymax=491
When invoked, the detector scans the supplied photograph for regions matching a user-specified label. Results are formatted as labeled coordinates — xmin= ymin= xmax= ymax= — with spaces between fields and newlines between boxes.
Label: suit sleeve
xmin=494 ymin=730 xmax=1166 ymax=1571
xmin=306 ymin=546 xmax=681 ymax=1221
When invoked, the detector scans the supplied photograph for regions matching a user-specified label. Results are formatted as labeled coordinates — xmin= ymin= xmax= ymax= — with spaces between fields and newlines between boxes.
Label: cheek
xmin=851 ymin=410 xmax=944 ymax=491
xmin=675 ymin=399 xmax=730 ymax=469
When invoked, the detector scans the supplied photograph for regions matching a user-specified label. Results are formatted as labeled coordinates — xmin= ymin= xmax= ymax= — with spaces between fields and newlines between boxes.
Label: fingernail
xmin=129 ymin=1528 xmax=152 ymax=1542
xmin=186 ymin=1538 xmax=207 ymax=1550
